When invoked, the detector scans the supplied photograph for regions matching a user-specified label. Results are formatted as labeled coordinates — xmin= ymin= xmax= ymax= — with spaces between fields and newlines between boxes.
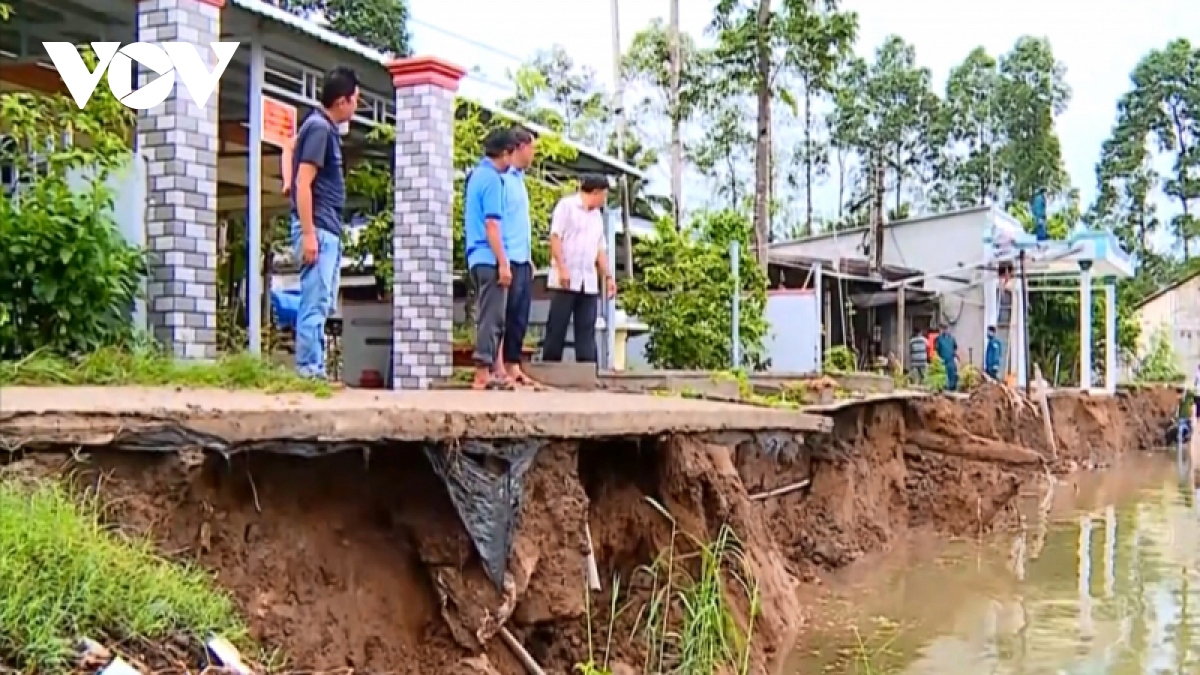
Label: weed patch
xmin=0 ymin=479 xmax=245 ymax=671
xmin=0 ymin=347 xmax=330 ymax=396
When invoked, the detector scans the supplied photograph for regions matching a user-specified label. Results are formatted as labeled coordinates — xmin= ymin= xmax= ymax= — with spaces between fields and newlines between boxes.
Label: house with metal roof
xmin=1 ymin=0 xmax=643 ymax=386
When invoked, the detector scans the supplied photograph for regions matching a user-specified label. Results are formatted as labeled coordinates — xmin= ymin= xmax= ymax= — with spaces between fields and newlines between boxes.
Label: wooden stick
xmin=1034 ymin=365 xmax=1057 ymax=459
xmin=749 ymin=479 xmax=811 ymax=501
xmin=583 ymin=522 xmax=601 ymax=592
xmin=499 ymin=627 xmax=545 ymax=675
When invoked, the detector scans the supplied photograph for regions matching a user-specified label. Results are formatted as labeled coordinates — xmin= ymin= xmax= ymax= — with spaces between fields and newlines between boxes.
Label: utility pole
xmin=610 ymin=0 xmax=634 ymax=278
xmin=668 ymin=0 xmax=682 ymax=230
xmin=871 ymin=160 xmax=885 ymax=274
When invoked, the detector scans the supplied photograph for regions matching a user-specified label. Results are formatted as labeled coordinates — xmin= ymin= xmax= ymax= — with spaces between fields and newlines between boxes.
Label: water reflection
xmin=790 ymin=455 xmax=1200 ymax=674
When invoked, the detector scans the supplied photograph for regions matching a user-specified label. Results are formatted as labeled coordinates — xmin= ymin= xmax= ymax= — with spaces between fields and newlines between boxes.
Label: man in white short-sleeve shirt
xmin=542 ymin=175 xmax=615 ymax=363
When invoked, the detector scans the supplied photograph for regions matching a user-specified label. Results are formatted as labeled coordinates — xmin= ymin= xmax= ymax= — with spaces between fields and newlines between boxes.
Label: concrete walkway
xmin=0 ymin=386 xmax=833 ymax=446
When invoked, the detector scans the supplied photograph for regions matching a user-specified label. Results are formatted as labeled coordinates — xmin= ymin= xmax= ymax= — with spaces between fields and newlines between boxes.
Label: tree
xmin=781 ymin=3 xmax=858 ymax=231
xmin=939 ymin=47 xmax=1003 ymax=207
xmin=273 ymin=0 xmax=411 ymax=56
xmin=1108 ymin=39 xmax=1199 ymax=257
xmin=1091 ymin=112 xmax=1161 ymax=260
xmin=502 ymin=46 xmax=610 ymax=148
xmin=831 ymin=36 xmax=941 ymax=215
xmin=995 ymin=36 xmax=1071 ymax=204
xmin=623 ymin=19 xmax=712 ymax=220
xmin=621 ymin=210 xmax=768 ymax=370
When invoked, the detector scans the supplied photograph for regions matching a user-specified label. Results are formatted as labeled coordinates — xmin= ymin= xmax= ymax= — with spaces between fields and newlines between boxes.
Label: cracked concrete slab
xmin=0 ymin=386 xmax=833 ymax=447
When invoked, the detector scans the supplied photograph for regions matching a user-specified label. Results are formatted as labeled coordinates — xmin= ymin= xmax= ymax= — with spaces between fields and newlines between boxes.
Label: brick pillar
xmin=386 ymin=57 xmax=466 ymax=389
xmin=136 ymin=0 xmax=223 ymax=359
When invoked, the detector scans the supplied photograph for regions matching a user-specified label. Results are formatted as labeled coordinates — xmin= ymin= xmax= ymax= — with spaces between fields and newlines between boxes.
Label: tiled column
xmin=136 ymin=0 xmax=223 ymax=359
xmin=386 ymin=57 xmax=466 ymax=389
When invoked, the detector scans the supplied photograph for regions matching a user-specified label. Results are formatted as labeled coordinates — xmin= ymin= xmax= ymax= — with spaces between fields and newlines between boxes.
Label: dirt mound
xmin=0 ymin=385 xmax=1177 ymax=674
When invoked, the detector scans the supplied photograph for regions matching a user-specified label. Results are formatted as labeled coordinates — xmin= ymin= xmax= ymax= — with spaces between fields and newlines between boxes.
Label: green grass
xmin=633 ymin=498 xmax=760 ymax=675
xmin=0 ymin=347 xmax=331 ymax=396
xmin=0 ymin=479 xmax=246 ymax=671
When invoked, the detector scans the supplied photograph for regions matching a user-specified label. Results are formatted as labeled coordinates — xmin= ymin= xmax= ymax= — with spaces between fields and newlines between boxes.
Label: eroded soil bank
xmin=0 ymin=385 xmax=1177 ymax=674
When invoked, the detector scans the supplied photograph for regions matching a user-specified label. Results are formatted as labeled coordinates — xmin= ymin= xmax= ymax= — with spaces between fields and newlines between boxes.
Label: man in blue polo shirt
xmin=465 ymin=128 xmax=516 ymax=389
xmin=495 ymin=127 xmax=539 ymax=386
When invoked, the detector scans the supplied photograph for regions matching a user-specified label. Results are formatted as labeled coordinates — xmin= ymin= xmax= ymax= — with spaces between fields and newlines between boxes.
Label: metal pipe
xmin=1019 ymin=250 xmax=1031 ymax=395
xmin=247 ymin=39 xmax=265 ymax=354
xmin=731 ymin=240 xmax=741 ymax=369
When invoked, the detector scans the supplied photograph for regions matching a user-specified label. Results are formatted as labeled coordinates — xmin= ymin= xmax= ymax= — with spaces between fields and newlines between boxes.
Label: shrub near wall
xmin=0 ymin=58 xmax=146 ymax=359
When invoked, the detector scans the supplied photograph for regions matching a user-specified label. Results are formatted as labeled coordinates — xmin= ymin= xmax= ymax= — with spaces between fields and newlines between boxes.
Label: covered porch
xmin=1 ymin=0 xmax=644 ymax=388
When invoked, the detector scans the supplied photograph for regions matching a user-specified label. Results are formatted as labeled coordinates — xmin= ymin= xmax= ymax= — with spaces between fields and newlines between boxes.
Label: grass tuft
xmin=633 ymin=498 xmax=760 ymax=674
xmin=0 ymin=479 xmax=245 ymax=671
xmin=0 ymin=347 xmax=331 ymax=396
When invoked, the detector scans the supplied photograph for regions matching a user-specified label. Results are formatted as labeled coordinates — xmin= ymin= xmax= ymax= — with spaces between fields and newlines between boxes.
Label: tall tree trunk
xmin=803 ymin=82 xmax=814 ymax=232
xmin=668 ymin=0 xmax=683 ymax=230
xmin=836 ymin=148 xmax=846 ymax=219
xmin=752 ymin=0 xmax=772 ymax=268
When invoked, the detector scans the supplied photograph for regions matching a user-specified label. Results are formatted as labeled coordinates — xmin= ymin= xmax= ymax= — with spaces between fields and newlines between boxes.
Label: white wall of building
xmin=770 ymin=206 xmax=997 ymax=365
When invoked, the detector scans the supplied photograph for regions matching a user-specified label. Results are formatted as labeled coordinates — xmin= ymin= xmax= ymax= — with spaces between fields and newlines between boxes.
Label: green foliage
xmin=622 ymin=211 xmax=769 ymax=370
xmin=824 ymin=345 xmax=856 ymax=373
xmin=924 ymin=354 xmax=947 ymax=391
xmin=275 ymin=0 xmax=410 ymax=56
xmin=0 ymin=346 xmax=332 ymax=395
xmin=635 ymin=499 xmax=759 ymax=675
xmin=1136 ymin=325 xmax=1185 ymax=383
xmin=0 ymin=53 xmax=145 ymax=359
xmin=0 ymin=479 xmax=245 ymax=671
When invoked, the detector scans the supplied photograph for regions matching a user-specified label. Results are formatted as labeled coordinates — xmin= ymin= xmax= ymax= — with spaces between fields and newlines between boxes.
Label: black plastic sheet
xmin=424 ymin=439 xmax=543 ymax=589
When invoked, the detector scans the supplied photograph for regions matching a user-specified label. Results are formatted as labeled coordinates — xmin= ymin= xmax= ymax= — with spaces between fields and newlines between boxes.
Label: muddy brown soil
xmin=0 ymin=385 xmax=1178 ymax=674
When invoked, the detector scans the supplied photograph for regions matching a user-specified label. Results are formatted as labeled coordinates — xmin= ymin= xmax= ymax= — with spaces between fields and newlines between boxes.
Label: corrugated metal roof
xmin=227 ymin=0 xmax=645 ymax=180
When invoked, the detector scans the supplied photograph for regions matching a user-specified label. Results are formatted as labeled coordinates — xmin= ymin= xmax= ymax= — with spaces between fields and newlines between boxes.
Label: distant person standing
xmin=541 ymin=175 xmax=615 ymax=363
xmin=908 ymin=327 xmax=928 ymax=384
xmin=494 ymin=128 xmax=539 ymax=387
xmin=934 ymin=323 xmax=959 ymax=391
xmin=985 ymin=325 xmax=1003 ymax=380
xmin=464 ymin=128 xmax=517 ymax=389
xmin=290 ymin=66 xmax=359 ymax=380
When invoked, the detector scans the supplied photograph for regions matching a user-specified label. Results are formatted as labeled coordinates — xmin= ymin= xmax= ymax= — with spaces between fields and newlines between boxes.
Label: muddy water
xmin=790 ymin=454 xmax=1200 ymax=674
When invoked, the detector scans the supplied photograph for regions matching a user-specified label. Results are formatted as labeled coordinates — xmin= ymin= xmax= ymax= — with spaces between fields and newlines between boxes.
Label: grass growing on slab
xmin=0 ymin=479 xmax=246 ymax=671
xmin=0 ymin=347 xmax=331 ymax=396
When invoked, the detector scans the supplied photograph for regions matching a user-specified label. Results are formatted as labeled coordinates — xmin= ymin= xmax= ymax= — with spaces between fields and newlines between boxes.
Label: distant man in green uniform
xmin=985 ymin=326 xmax=1003 ymax=380
xmin=908 ymin=327 xmax=928 ymax=384
xmin=934 ymin=322 xmax=959 ymax=391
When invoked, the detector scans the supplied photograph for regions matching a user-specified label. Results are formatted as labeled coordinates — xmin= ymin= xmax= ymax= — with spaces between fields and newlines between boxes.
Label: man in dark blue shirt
xmin=289 ymin=66 xmax=358 ymax=380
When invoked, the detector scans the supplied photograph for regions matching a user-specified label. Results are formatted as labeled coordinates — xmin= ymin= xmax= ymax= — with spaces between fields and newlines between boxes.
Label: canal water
xmin=789 ymin=454 xmax=1200 ymax=674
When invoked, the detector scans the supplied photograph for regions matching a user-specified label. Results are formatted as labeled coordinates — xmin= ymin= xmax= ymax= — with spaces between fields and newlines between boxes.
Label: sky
xmin=406 ymin=0 xmax=1196 ymax=217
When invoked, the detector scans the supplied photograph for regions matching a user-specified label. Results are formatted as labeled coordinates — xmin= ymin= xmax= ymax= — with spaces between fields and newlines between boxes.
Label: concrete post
xmin=136 ymin=0 xmax=223 ymax=359
xmin=1104 ymin=278 xmax=1117 ymax=392
xmin=1079 ymin=261 xmax=1093 ymax=390
xmin=386 ymin=57 xmax=465 ymax=389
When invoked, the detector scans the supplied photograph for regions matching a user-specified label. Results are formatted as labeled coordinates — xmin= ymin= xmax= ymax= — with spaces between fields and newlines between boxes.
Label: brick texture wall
xmin=136 ymin=0 xmax=221 ymax=359
xmin=391 ymin=82 xmax=457 ymax=389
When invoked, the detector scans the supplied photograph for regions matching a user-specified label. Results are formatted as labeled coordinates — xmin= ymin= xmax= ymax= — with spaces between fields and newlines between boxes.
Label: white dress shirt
xmin=547 ymin=194 xmax=605 ymax=295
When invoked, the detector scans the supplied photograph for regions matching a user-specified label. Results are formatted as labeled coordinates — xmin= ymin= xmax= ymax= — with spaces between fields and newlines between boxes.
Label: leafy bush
xmin=925 ymin=354 xmax=947 ymax=391
xmin=1136 ymin=325 xmax=1184 ymax=383
xmin=0 ymin=60 xmax=144 ymax=359
xmin=823 ymin=345 xmax=856 ymax=373
xmin=622 ymin=210 xmax=768 ymax=370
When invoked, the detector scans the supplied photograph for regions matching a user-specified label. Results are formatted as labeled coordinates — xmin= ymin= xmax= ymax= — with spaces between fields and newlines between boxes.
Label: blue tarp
xmin=271 ymin=289 xmax=302 ymax=328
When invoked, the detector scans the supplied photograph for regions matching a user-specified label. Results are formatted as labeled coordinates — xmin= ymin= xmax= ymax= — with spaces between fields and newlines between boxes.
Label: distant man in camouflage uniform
xmin=907 ymin=327 xmax=928 ymax=385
